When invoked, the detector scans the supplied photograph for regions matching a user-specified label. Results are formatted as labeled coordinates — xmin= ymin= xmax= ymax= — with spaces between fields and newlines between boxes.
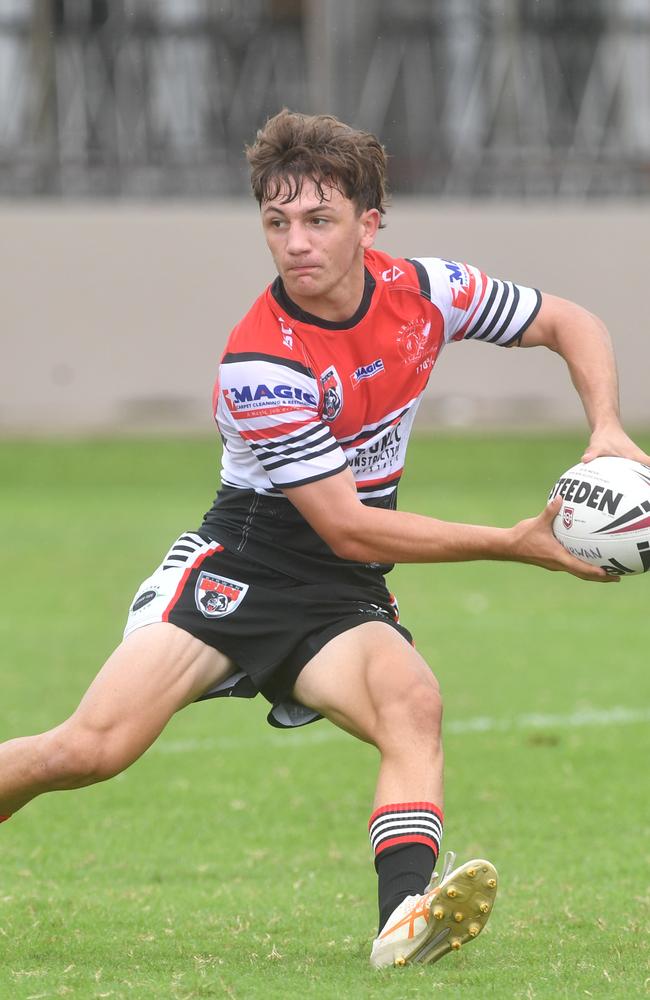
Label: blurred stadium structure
xmin=2 ymin=0 xmax=650 ymax=435
xmin=2 ymin=0 xmax=650 ymax=199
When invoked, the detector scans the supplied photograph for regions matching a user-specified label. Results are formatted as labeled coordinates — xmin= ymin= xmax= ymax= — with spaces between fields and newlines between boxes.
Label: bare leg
xmin=293 ymin=620 xmax=443 ymax=808
xmin=0 ymin=622 xmax=233 ymax=816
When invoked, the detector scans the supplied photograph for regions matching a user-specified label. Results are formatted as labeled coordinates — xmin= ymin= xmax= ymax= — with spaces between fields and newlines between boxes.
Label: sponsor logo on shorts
xmin=320 ymin=365 xmax=343 ymax=421
xmin=131 ymin=588 xmax=158 ymax=613
xmin=562 ymin=506 xmax=574 ymax=530
xmin=195 ymin=571 xmax=249 ymax=619
xmin=350 ymin=358 xmax=385 ymax=389
xmin=358 ymin=603 xmax=390 ymax=617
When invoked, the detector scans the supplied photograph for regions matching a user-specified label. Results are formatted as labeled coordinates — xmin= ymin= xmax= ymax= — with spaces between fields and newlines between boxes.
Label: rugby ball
xmin=549 ymin=457 xmax=650 ymax=575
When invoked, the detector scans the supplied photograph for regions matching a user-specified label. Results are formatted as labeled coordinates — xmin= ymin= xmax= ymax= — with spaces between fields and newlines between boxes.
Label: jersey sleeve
xmin=217 ymin=351 xmax=348 ymax=490
xmin=411 ymin=257 xmax=542 ymax=346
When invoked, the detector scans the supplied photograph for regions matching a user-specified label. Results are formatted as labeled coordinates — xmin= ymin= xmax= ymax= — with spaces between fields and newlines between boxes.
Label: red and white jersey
xmin=202 ymin=249 xmax=540 ymax=579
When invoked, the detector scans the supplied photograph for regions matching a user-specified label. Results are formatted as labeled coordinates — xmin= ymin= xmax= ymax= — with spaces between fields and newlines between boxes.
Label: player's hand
xmin=509 ymin=496 xmax=620 ymax=583
xmin=582 ymin=426 xmax=650 ymax=466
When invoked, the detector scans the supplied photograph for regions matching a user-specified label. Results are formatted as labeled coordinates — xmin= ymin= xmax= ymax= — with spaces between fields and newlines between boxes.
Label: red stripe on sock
xmin=368 ymin=801 xmax=443 ymax=829
xmin=0 ymin=815 xmax=11 ymax=823
xmin=374 ymin=833 xmax=440 ymax=856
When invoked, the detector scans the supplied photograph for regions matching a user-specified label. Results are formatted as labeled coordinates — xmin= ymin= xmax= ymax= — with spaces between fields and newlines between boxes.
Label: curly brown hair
xmin=246 ymin=109 xmax=388 ymax=219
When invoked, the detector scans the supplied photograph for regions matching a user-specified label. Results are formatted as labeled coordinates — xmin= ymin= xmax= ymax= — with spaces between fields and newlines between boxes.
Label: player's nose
xmin=285 ymin=222 xmax=311 ymax=254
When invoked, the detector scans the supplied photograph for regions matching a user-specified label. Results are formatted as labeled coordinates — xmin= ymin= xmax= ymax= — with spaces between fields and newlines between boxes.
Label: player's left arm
xmin=518 ymin=293 xmax=650 ymax=465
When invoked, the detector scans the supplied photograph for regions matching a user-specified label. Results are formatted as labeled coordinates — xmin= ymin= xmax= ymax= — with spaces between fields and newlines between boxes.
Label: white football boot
xmin=370 ymin=851 xmax=498 ymax=969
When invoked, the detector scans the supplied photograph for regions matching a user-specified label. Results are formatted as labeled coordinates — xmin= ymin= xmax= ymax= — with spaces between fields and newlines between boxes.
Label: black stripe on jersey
xmin=251 ymin=426 xmax=332 ymax=461
xmin=356 ymin=474 xmax=402 ymax=494
xmin=505 ymin=289 xmax=542 ymax=345
xmin=473 ymin=280 xmax=510 ymax=340
xmin=276 ymin=458 xmax=349 ymax=490
xmin=407 ymin=258 xmax=432 ymax=300
xmin=466 ymin=279 xmax=498 ymax=338
xmin=487 ymin=283 xmax=520 ymax=342
xmin=248 ymin=421 xmax=327 ymax=454
xmin=338 ymin=405 xmax=411 ymax=448
xmin=263 ymin=439 xmax=342 ymax=472
xmin=221 ymin=351 xmax=315 ymax=378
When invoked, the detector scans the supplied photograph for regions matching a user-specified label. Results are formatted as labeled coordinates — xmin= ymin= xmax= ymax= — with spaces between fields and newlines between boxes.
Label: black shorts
xmin=124 ymin=531 xmax=413 ymax=728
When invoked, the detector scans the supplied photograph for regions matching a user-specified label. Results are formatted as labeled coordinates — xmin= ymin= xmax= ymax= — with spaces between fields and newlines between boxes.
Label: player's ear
xmin=359 ymin=208 xmax=381 ymax=249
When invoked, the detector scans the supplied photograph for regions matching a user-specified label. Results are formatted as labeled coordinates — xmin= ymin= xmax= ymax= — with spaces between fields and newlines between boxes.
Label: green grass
xmin=1 ymin=434 xmax=649 ymax=999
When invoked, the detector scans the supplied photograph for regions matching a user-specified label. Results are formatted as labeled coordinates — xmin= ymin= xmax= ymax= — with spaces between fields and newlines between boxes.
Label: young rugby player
xmin=2 ymin=110 xmax=648 ymax=969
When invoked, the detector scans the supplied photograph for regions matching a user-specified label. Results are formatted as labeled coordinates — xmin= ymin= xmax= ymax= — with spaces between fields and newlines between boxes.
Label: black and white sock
xmin=369 ymin=801 xmax=443 ymax=932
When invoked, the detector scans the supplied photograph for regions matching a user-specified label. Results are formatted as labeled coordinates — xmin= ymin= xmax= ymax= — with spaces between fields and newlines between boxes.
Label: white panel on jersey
xmin=413 ymin=257 xmax=541 ymax=347
xmin=217 ymin=355 xmax=347 ymax=492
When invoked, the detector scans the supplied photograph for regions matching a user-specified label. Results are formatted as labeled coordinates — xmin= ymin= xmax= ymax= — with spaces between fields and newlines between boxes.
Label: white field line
xmin=152 ymin=704 xmax=650 ymax=755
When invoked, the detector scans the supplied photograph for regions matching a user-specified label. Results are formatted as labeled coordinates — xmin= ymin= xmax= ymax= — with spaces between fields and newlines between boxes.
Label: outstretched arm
xmin=284 ymin=468 xmax=615 ymax=583
xmin=518 ymin=294 xmax=650 ymax=465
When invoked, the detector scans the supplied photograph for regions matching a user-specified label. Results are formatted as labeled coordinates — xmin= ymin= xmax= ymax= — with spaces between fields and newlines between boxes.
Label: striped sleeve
xmin=411 ymin=257 xmax=542 ymax=346
xmin=217 ymin=351 xmax=347 ymax=489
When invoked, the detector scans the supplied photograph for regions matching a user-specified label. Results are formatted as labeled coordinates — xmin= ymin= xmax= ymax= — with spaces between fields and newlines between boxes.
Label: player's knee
xmin=376 ymin=674 xmax=443 ymax=742
xmin=40 ymin=725 xmax=128 ymax=788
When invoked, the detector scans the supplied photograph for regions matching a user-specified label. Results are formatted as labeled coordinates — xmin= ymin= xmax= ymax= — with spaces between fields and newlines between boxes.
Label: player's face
xmin=261 ymin=178 xmax=380 ymax=322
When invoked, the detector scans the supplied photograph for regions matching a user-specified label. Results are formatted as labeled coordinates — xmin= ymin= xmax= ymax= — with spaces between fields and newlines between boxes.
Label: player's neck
xmin=285 ymin=261 xmax=368 ymax=324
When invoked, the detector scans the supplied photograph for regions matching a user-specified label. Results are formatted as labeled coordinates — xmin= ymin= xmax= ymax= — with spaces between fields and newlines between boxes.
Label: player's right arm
xmin=283 ymin=467 xmax=617 ymax=583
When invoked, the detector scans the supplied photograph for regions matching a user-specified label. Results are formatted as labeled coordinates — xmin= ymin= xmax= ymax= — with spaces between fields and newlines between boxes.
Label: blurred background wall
xmin=2 ymin=0 xmax=649 ymax=435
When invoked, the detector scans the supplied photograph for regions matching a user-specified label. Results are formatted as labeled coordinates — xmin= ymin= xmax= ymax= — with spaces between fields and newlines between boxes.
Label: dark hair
xmin=246 ymin=109 xmax=388 ymax=219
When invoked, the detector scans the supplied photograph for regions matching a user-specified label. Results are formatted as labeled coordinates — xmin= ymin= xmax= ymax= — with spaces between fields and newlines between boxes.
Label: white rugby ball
xmin=549 ymin=456 xmax=650 ymax=575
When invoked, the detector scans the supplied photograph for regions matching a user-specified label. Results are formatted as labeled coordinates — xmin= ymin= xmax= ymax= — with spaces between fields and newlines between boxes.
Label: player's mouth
xmin=288 ymin=263 xmax=319 ymax=274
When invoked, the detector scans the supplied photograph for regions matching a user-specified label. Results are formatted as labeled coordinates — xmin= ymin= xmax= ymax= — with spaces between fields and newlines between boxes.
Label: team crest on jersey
xmin=396 ymin=317 xmax=431 ymax=364
xmin=563 ymin=506 xmax=574 ymax=530
xmin=195 ymin=572 xmax=249 ymax=619
xmin=320 ymin=365 xmax=343 ymax=421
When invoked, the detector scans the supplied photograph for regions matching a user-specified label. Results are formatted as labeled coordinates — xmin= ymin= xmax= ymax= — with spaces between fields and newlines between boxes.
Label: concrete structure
xmin=2 ymin=200 xmax=649 ymax=436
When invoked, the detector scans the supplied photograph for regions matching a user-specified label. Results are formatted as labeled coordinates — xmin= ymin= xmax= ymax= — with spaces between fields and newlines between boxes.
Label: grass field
xmin=1 ymin=434 xmax=649 ymax=1000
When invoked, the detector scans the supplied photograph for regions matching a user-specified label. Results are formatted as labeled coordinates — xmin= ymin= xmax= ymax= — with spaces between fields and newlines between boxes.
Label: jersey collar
xmin=270 ymin=267 xmax=376 ymax=330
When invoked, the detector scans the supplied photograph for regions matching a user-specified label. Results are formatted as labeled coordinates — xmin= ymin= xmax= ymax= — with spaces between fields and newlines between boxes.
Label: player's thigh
xmin=63 ymin=622 xmax=234 ymax=768
xmin=292 ymin=621 xmax=440 ymax=744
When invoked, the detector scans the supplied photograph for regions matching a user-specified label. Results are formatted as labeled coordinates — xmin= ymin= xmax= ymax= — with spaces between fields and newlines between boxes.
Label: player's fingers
xmin=574 ymin=565 xmax=619 ymax=582
xmin=560 ymin=549 xmax=619 ymax=583
xmin=541 ymin=498 xmax=619 ymax=582
xmin=543 ymin=495 xmax=563 ymax=519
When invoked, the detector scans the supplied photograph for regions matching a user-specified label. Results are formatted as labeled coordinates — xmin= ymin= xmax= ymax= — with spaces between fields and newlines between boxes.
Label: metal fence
xmin=1 ymin=0 xmax=649 ymax=198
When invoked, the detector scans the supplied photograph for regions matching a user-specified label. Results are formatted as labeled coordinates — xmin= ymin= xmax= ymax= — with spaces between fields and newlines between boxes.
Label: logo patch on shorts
xmin=131 ymin=588 xmax=157 ymax=613
xmin=195 ymin=571 xmax=249 ymax=619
